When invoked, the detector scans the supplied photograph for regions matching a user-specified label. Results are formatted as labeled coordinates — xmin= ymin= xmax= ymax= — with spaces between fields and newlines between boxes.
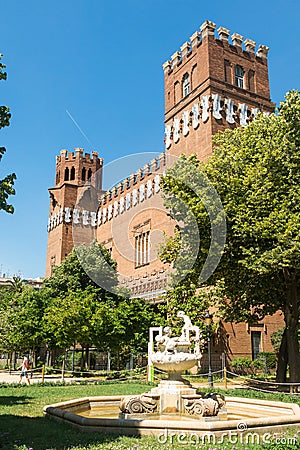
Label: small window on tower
xmin=82 ymin=167 xmax=86 ymax=181
xmin=70 ymin=166 xmax=75 ymax=180
xmin=64 ymin=167 xmax=69 ymax=181
xmin=182 ymin=73 xmax=190 ymax=97
xmin=88 ymin=168 xmax=92 ymax=180
xmin=235 ymin=65 xmax=244 ymax=88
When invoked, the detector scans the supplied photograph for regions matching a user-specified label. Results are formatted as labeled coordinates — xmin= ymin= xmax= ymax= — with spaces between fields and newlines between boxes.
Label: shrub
xmin=230 ymin=357 xmax=253 ymax=375
xmin=256 ymin=351 xmax=277 ymax=370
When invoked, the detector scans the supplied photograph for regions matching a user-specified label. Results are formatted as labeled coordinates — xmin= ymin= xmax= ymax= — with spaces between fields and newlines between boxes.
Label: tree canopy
xmin=0 ymin=241 xmax=159 ymax=369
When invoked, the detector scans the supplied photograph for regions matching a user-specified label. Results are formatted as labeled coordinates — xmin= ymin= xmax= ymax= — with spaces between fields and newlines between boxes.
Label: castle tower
xmin=163 ymin=20 xmax=275 ymax=160
xmin=45 ymin=148 xmax=103 ymax=276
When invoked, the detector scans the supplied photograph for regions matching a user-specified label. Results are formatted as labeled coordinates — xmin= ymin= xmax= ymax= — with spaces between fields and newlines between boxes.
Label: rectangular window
xmin=235 ymin=65 xmax=244 ymax=89
xmin=135 ymin=231 xmax=150 ymax=268
xmin=251 ymin=331 xmax=261 ymax=360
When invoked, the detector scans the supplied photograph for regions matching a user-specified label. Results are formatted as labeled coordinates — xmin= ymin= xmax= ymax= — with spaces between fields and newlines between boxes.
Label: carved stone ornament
xmin=182 ymin=111 xmax=190 ymax=136
xmin=239 ymin=103 xmax=248 ymax=126
xmin=225 ymin=98 xmax=235 ymax=124
xmin=165 ymin=125 xmax=172 ymax=149
xmin=192 ymin=103 xmax=199 ymax=129
xmin=120 ymin=395 xmax=158 ymax=414
xmin=201 ymin=95 xmax=210 ymax=123
xmin=212 ymin=94 xmax=222 ymax=120
xmin=90 ymin=211 xmax=97 ymax=227
xmin=184 ymin=393 xmax=225 ymax=417
xmin=174 ymin=118 xmax=180 ymax=143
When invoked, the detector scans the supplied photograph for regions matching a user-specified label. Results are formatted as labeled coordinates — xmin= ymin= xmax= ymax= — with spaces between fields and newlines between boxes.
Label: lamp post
xmin=204 ymin=311 xmax=213 ymax=387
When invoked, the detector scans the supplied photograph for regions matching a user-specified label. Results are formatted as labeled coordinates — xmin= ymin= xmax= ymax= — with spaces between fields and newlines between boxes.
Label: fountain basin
xmin=44 ymin=395 xmax=300 ymax=437
xmin=150 ymin=352 xmax=200 ymax=373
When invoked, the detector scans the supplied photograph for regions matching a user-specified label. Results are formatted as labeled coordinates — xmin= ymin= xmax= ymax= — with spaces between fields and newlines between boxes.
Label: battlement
xmin=99 ymin=152 xmax=166 ymax=206
xmin=56 ymin=148 xmax=102 ymax=165
xmin=162 ymin=20 xmax=269 ymax=74
xmin=54 ymin=148 xmax=103 ymax=188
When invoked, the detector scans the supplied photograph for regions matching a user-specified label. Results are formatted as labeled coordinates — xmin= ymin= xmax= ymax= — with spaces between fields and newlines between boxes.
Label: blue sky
xmin=0 ymin=0 xmax=299 ymax=279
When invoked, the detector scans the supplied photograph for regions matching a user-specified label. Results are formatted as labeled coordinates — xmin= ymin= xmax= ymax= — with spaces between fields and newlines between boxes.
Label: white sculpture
xmin=120 ymin=312 xmax=225 ymax=418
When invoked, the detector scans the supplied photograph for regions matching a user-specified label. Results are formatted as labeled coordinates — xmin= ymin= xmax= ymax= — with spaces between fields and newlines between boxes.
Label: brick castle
xmin=46 ymin=20 xmax=284 ymax=367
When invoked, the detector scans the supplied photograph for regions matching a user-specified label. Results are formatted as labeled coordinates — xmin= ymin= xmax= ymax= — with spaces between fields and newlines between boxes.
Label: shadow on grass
xmin=0 ymin=395 xmax=31 ymax=407
xmin=0 ymin=414 xmax=124 ymax=450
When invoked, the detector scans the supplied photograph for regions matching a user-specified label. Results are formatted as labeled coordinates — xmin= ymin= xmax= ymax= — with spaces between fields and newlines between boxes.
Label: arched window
xmin=182 ymin=73 xmax=190 ymax=97
xmin=82 ymin=167 xmax=86 ymax=181
xmin=64 ymin=167 xmax=69 ymax=181
xmin=88 ymin=168 xmax=92 ymax=180
xmin=248 ymin=69 xmax=255 ymax=91
xmin=70 ymin=166 xmax=75 ymax=180
xmin=235 ymin=65 xmax=244 ymax=88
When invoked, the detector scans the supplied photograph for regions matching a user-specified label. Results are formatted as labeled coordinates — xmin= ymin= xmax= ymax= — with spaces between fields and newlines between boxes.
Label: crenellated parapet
xmin=162 ymin=19 xmax=270 ymax=74
xmin=56 ymin=148 xmax=102 ymax=164
xmin=54 ymin=148 xmax=103 ymax=188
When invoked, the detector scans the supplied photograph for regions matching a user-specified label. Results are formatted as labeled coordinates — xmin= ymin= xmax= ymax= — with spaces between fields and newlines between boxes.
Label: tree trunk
xmin=276 ymin=328 xmax=288 ymax=383
xmin=283 ymin=269 xmax=300 ymax=383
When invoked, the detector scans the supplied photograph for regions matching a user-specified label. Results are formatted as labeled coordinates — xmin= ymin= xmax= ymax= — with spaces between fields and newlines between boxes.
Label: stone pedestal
xmin=150 ymin=379 xmax=197 ymax=414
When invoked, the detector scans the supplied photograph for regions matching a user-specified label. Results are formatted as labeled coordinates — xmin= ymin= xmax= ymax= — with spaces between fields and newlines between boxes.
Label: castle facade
xmin=46 ymin=21 xmax=284 ymax=366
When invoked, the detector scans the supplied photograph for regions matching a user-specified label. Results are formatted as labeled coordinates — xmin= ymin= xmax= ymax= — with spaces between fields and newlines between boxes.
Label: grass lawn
xmin=0 ymin=381 xmax=300 ymax=450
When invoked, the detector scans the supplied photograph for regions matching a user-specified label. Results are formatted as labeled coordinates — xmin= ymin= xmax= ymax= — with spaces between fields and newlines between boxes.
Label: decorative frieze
xmin=165 ymin=93 xmax=269 ymax=148
xmin=48 ymin=174 xmax=161 ymax=232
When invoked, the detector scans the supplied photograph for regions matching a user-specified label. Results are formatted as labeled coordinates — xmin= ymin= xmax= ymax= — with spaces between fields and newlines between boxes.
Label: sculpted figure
xmin=155 ymin=326 xmax=179 ymax=354
xmin=177 ymin=311 xmax=199 ymax=340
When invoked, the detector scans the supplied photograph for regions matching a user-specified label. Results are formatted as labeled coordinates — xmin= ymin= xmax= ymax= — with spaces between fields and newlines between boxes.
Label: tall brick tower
xmin=45 ymin=148 xmax=103 ymax=276
xmin=163 ymin=20 xmax=275 ymax=160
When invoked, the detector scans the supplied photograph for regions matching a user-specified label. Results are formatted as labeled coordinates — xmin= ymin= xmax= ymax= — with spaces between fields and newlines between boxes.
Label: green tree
xmin=42 ymin=240 xmax=118 ymax=297
xmin=0 ymin=53 xmax=16 ymax=213
xmin=42 ymin=241 xmax=160 ymax=369
xmin=42 ymin=241 xmax=120 ymax=367
xmin=0 ymin=285 xmax=48 ymax=365
xmin=93 ymin=296 xmax=157 ymax=353
xmin=43 ymin=287 xmax=100 ymax=368
xmin=161 ymin=90 xmax=300 ymax=382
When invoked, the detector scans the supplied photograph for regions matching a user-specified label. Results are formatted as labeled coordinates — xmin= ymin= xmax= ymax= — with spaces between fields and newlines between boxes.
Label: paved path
xmin=0 ymin=370 xmax=245 ymax=389
xmin=0 ymin=371 xmax=82 ymax=384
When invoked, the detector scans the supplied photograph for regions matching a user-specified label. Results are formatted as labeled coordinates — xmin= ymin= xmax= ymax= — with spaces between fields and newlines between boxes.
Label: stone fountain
xmin=43 ymin=310 xmax=300 ymax=438
xmin=119 ymin=311 xmax=225 ymax=418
